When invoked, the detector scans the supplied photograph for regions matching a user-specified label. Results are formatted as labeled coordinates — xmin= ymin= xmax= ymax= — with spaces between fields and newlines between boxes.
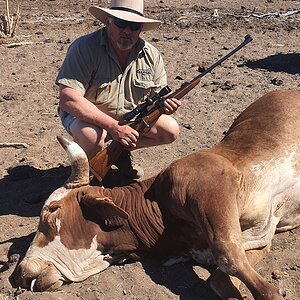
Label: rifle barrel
xmin=188 ymin=34 xmax=253 ymax=85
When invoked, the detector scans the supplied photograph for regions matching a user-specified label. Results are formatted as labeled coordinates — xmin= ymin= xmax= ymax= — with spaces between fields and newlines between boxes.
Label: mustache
xmin=120 ymin=35 xmax=132 ymax=40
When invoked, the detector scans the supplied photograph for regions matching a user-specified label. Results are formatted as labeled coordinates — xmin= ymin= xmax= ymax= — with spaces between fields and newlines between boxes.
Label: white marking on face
xmin=25 ymin=236 xmax=109 ymax=282
xmin=55 ymin=218 xmax=61 ymax=232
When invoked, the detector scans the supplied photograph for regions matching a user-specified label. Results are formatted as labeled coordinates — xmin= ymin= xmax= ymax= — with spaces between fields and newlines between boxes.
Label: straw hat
xmin=89 ymin=0 xmax=161 ymax=31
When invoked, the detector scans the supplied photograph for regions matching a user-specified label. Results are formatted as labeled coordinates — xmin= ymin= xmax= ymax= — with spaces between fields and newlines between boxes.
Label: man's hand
xmin=109 ymin=123 xmax=139 ymax=148
xmin=163 ymin=98 xmax=181 ymax=115
xmin=107 ymin=96 xmax=181 ymax=148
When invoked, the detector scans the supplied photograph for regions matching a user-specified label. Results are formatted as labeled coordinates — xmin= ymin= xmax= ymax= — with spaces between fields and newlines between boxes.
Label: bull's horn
xmin=57 ymin=136 xmax=90 ymax=188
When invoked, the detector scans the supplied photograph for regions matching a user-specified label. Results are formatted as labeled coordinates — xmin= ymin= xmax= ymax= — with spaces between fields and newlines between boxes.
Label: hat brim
xmin=89 ymin=6 xmax=161 ymax=31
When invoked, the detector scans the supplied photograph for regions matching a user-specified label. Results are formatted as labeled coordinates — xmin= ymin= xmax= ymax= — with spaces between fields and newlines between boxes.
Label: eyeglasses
xmin=112 ymin=17 xmax=142 ymax=31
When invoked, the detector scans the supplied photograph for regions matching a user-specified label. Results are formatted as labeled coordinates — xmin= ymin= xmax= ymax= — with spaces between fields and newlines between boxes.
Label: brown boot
xmin=114 ymin=150 xmax=144 ymax=179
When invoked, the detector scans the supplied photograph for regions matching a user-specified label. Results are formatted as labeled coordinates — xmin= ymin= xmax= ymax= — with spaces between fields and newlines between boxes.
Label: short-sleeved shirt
xmin=56 ymin=28 xmax=167 ymax=120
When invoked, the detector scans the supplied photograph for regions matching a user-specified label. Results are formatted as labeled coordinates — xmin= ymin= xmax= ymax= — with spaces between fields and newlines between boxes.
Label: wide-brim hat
xmin=89 ymin=0 xmax=161 ymax=31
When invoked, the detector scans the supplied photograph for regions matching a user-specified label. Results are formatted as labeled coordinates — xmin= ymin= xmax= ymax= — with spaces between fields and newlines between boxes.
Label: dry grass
xmin=0 ymin=0 xmax=21 ymax=40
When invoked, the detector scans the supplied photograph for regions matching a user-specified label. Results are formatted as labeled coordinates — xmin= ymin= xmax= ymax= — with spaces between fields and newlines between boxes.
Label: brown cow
xmin=17 ymin=90 xmax=300 ymax=299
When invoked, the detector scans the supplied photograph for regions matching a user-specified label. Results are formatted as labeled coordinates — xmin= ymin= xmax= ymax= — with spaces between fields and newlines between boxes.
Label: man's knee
xmin=70 ymin=120 xmax=104 ymax=157
xmin=160 ymin=117 xmax=180 ymax=144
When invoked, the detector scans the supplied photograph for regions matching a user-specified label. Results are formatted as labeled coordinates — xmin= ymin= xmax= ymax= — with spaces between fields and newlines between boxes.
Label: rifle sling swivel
xmin=141 ymin=117 xmax=151 ymax=129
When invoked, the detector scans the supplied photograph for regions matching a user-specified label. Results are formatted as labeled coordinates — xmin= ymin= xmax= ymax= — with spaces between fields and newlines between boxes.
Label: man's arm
xmin=59 ymin=85 xmax=139 ymax=148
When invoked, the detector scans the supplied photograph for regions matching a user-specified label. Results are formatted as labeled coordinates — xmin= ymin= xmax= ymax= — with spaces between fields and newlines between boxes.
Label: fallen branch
xmin=252 ymin=9 xmax=300 ymax=18
xmin=6 ymin=41 xmax=47 ymax=48
xmin=0 ymin=142 xmax=29 ymax=149
xmin=6 ymin=41 xmax=34 ymax=48
xmin=226 ymin=8 xmax=300 ymax=19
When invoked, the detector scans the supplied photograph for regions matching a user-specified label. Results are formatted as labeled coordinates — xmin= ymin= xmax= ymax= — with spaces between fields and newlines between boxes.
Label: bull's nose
xmin=31 ymin=274 xmax=63 ymax=292
xmin=16 ymin=261 xmax=39 ymax=290
xmin=17 ymin=258 xmax=64 ymax=291
xmin=26 ymin=263 xmax=64 ymax=292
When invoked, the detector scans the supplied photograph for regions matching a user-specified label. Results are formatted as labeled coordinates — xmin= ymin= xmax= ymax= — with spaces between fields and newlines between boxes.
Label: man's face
xmin=106 ymin=17 xmax=143 ymax=52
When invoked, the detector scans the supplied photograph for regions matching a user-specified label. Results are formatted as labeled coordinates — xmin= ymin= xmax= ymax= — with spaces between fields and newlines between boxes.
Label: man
xmin=56 ymin=0 xmax=181 ymax=179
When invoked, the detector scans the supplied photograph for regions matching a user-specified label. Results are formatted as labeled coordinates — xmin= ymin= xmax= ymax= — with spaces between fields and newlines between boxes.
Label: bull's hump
xmin=227 ymin=90 xmax=300 ymax=140
xmin=214 ymin=91 xmax=300 ymax=164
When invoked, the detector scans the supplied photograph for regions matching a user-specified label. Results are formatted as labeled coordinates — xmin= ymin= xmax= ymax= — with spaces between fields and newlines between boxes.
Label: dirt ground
xmin=0 ymin=0 xmax=300 ymax=299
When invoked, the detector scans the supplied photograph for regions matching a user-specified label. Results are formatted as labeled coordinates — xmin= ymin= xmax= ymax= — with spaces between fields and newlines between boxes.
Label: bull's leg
xmin=209 ymin=245 xmax=272 ymax=300
xmin=209 ymin=267 xmax=243 ymax=300
xmin=208 ymin=212 xmax=284 ymax=300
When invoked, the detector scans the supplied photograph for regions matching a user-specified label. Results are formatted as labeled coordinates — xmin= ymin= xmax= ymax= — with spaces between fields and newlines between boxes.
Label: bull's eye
xmin=49 ymin=207 xmax=58 ymax=213
xmin=48 ymin=204 xmax=61 ymax=213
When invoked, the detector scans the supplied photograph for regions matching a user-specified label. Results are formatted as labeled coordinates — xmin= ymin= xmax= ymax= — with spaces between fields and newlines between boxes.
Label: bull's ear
xmin=92 ymin=196 xmax=129 ymax=220
xmin=79 ymin=192 xmax=129 ymax=228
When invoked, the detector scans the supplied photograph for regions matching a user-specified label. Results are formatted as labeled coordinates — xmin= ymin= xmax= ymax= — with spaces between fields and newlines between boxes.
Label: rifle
xmin=89 ymin=34 xmax=253 ymax=182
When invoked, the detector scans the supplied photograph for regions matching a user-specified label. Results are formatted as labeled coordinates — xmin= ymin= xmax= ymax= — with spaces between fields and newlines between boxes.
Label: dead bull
xmin=17 ymin=90 xmax=300 ymax=299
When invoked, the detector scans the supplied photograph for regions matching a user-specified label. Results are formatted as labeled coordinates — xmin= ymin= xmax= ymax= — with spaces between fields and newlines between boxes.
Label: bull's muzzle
xmin=17 ymin=258 xmax=64 ymax=291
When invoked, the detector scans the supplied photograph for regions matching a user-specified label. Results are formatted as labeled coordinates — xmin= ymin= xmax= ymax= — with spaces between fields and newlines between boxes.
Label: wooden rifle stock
xmin=89 ymin=106 xmax=167 ymax=182
xmin=89 ymin=35 xmax=253 ymax=182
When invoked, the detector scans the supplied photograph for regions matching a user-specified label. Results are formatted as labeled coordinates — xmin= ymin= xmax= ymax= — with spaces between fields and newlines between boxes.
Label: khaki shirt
xmin=56 ymin=28 xmax=167 ymax=120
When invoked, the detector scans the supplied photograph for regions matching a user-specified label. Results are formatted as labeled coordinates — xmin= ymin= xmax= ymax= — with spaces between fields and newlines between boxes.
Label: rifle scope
xmin=123 ymin=85 xmax=171 ymax=122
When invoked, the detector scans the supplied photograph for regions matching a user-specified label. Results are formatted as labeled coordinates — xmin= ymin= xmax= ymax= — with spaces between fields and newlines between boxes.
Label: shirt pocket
xmin=132 ymin=78 xmax=155 ymax=104
xmin=93 ymin=80 xmax=119 ymax=116
xmin=95 ymin=82 xmax=110 ymax=104
xmin=86 ymin=75 xmax=111 ymax=103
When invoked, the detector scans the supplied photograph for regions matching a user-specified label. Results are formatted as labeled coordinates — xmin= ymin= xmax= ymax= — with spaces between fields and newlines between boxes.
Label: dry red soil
xmin=0 ymin=0 xmax=299 ymax=299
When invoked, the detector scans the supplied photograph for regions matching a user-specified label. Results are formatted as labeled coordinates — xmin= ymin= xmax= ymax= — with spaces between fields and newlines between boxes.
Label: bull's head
xmin=16 ymin=136 xmax=129 ymax=291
